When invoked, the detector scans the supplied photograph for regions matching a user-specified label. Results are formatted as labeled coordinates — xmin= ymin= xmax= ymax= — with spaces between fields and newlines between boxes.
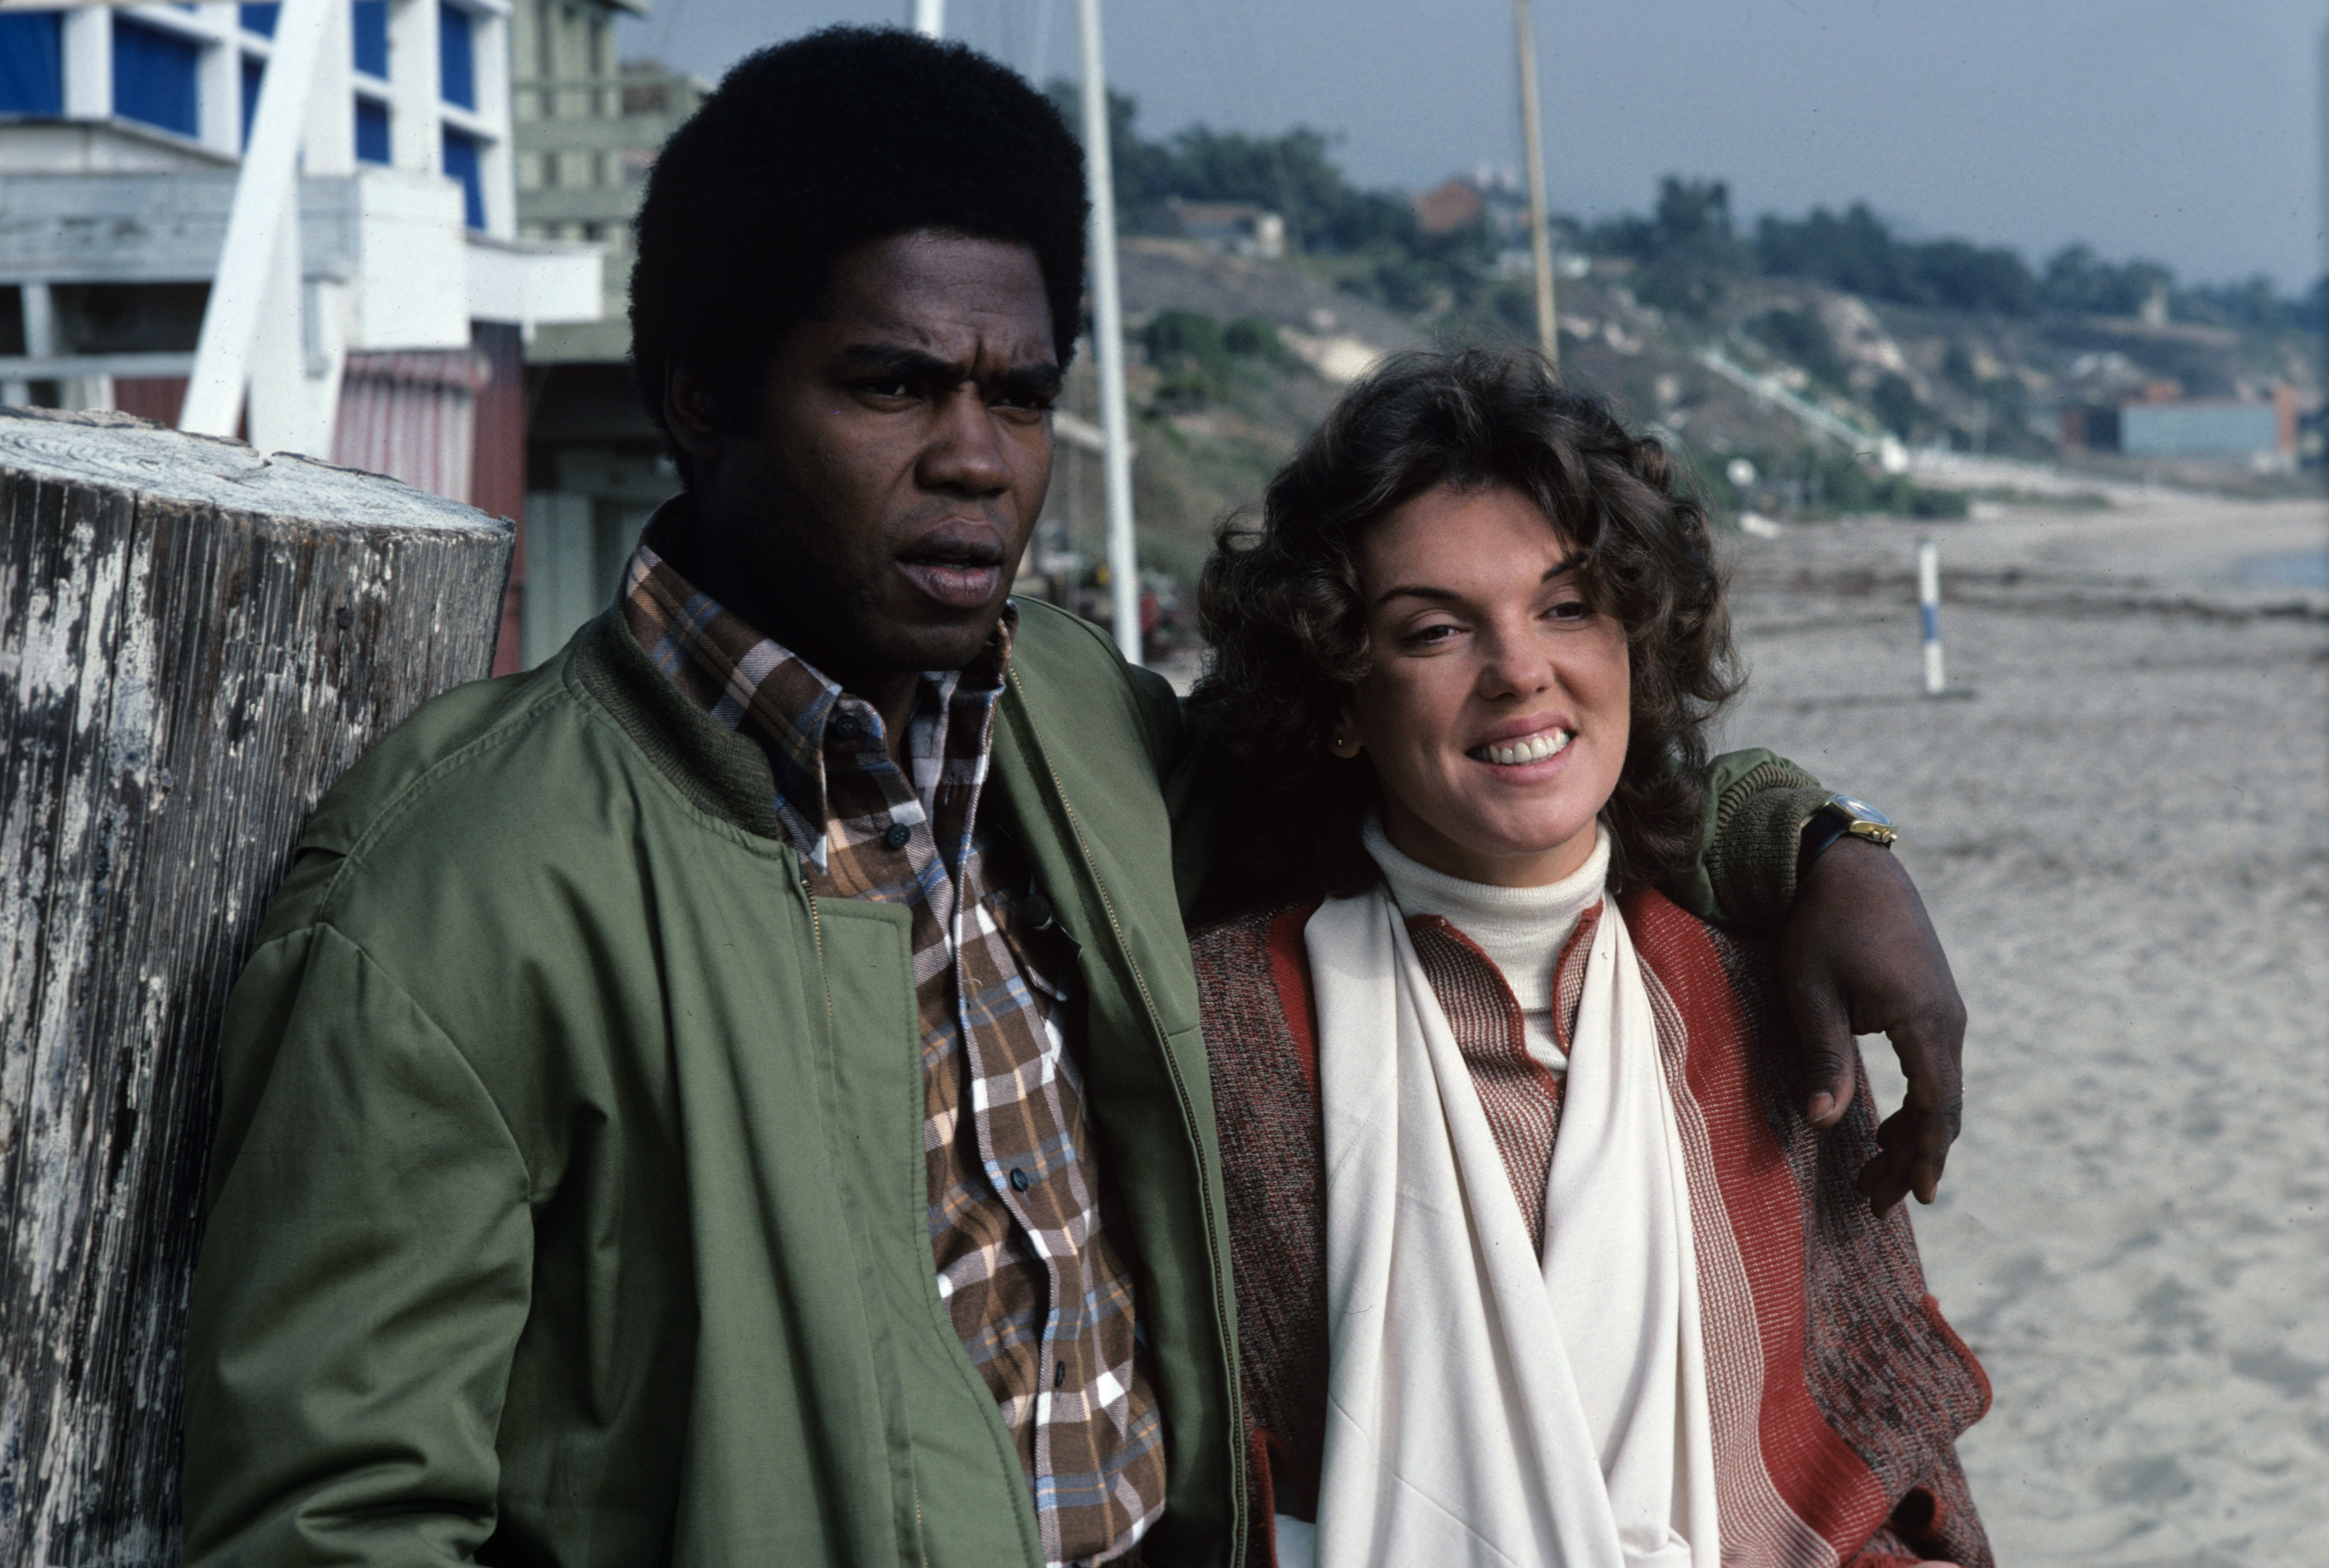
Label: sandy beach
xmin=1715 ymin=489 xmax=2329 ymax=1565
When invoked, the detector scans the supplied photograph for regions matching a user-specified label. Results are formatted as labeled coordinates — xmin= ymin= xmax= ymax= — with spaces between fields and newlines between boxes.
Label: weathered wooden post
xmin=0 ymin=408 xmax=515 ymax=1564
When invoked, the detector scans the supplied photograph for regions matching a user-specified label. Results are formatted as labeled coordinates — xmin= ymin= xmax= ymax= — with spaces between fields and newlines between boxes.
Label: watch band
xmin=1795 ymin=793 xmax=1897 ymax=884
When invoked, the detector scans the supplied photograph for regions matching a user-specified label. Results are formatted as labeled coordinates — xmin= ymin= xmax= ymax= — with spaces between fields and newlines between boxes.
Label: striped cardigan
xmin=1193 ymin=887 xmax=1993 ymax=1568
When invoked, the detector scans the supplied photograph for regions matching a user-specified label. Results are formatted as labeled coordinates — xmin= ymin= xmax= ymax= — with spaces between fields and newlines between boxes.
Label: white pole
xmin=1513 ymin=0 xmax=1557 ymax=372
xmin=182 ymin=0 xmax=334 ymax=438
xmin=1076 ymin=0 xmax=1142 ymax=665
xmin=1918 ymin=538 xmax=1946 ymax=696
xmin=913 ymin=1 xmax=946 ymax=39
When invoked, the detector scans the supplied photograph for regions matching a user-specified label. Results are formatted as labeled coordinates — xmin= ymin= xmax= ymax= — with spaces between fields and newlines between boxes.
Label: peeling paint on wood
xmin=0 ymin=408 xmax=514 ymax=1565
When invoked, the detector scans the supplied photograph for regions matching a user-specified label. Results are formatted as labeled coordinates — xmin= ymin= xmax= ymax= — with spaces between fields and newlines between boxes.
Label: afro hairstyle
xmin=627 ymin=26 xmax=1089 ymax=476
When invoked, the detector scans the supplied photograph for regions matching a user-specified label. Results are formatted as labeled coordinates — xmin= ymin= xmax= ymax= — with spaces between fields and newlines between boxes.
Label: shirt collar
xmin=619 ymin=501 xmax=1017 ymax=870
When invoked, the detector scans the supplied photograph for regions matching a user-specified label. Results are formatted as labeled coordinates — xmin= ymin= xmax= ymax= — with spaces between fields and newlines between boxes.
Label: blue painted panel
xmin=0 ymin=14 xmax=66 ymax=116
xmin=438 ymin=3 xmax=474 ymax=109
xmin=351 ymin=1 xmax=387 ymax=78
xmin=239 ymin=4 xmax=279 ymax=37
xmin=113 ymin=16 xmax=203 ymax=139
xmin=355 ymin=96 xmax=390 ymax=163
xmin=442 ymin=126 xmax=484 ymax=230
xmin=2120 ymin=403 xmax=2280 ymax=456
xmin=240 ymin=54 xmax=263 ymax=148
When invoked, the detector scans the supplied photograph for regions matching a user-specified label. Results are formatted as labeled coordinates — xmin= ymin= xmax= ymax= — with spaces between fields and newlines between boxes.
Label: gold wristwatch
xmin=1796 ymin=793 xmax=1897 ymax=883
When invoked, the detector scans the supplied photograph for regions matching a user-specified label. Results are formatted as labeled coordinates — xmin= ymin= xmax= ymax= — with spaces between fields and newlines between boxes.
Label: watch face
xmin=1832 ymin=794 xmax=1892 ymax=827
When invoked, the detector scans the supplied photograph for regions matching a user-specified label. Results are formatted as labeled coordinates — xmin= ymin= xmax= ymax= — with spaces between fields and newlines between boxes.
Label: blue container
xmin=2120 ymin=402 xmax=2280 ymax=457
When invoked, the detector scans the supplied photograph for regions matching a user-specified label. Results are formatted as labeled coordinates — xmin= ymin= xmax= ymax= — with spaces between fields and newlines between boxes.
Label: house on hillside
xmin=0 ymin=1 xmax=601 ymax=662
xmin=1164 ymin=198 xmax=1284 ymax=260
xmin=1411 ymin=178 xmax=1483 ymax=237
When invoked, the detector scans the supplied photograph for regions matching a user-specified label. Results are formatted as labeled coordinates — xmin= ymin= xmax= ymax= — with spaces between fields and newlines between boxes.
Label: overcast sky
xmin=619 ymin=1 xmax=2326 ymax=292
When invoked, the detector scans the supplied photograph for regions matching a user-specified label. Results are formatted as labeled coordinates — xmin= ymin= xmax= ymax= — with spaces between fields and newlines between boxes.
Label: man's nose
xmin=918 ymin=384 xmax=1013 ymax=496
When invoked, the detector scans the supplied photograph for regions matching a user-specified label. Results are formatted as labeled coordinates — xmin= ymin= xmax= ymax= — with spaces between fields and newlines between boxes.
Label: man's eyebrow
xmin=835 ymin=344 xmax=1062 ymax=398
xmin=1372 ymin=553 xmax=1585 ymax=608
xmin=990 ymin=362 xmax=1064 ymax=401
xmin=835 ymin=344 xmax=961 ymax=379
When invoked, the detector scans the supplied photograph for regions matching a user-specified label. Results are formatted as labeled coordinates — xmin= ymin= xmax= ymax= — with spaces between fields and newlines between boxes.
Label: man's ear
xmin=663 ymin=364 xmax=726 ymax=461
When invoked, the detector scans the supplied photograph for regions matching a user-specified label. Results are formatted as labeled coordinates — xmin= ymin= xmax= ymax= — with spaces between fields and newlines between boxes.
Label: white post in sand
xmin=1076 ymin=0 xmax=1142 ymax=664
xmin=1918 ymin=538 xmax=1946 ymax=696
xmin=911 ymin=1 xmax=945 ymax=38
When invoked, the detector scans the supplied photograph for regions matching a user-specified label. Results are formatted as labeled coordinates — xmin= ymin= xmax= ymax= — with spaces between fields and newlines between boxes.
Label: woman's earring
xmin=1330 ymin=730 xmax=1361 ymax=759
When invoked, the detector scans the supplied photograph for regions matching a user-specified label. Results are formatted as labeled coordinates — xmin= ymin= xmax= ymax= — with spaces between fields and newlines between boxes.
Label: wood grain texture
xmin=0 ymin=408 xmax=514 ymax=1565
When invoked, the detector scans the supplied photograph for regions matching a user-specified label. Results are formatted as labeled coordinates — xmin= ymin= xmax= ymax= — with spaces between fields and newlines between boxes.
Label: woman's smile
xmin=1468 ymin=719 xmax=1574 ymax=769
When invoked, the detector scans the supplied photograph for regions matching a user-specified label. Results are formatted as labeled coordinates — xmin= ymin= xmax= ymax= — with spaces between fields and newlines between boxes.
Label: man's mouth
xmin=1467 ymin=725 xmax=1573 ymax=767
xmin=898 ymin=527 xmax=1006 ymax=611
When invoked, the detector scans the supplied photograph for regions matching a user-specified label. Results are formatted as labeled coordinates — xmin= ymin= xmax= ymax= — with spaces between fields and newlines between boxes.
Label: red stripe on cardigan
xmin=1265 ymin=903 xmax=1321 ymax=1096
xmin=1622 ymin=888 xmax=1892 ymax=1552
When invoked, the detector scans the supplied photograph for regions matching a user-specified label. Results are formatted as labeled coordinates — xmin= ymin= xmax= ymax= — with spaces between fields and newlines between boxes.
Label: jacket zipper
xmin=802 ymin=865 xmax=930 ymax=1566
xmin=1008 ymin=672 xmax=1248 ymax=1566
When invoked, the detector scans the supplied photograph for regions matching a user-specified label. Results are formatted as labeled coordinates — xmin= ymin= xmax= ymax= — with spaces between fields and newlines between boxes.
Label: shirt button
xmin=1054 ymin=1360 xmax=1068 ymax=1388
xmin=1009 ymin=1166 xmax=1030 ymax=1193
xmin=883 ymin=822 xmax=911 ymax=850
xmin=832 ymin=715 xmax=861 ymax=741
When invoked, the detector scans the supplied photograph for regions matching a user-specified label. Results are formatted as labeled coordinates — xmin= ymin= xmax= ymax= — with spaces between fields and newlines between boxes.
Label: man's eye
xmin=1545 ymin=599 xmax=1591 ymax=623
xmin=858 ymin=378 xmax=914 ymax=400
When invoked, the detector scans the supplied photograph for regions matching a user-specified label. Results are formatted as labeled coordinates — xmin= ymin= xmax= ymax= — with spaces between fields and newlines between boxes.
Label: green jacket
xmin=183 ymin=594 xmax=1823 ymax=1567
xmin=183 ymin=600 xmax=1239 ymax=1567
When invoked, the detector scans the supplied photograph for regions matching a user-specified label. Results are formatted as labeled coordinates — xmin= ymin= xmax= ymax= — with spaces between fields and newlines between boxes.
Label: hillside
xmin=1040 ymin=236 xmax=2321 ymax=621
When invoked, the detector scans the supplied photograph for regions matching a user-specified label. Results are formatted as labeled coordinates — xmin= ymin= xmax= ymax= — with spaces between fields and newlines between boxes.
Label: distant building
xmin=2058 ymin=404 xmax=2120 ymax=452
xmin=509 ymin=0 xmax=706 ymax=664
xmin=2061 ymin=382 xmax=2299 ymax=462
xmin=1411 ymin=178 xmax=1483 ymax=238
xmin=0 ymin=1 xmax=601 ymax=664
xmin=0 ymin=3 xmax=596 ymax=481
xmin=1164 ymin=198 xmax=1284 ymax=260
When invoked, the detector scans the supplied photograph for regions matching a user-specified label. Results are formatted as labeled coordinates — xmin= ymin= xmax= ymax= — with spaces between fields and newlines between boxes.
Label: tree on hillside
xmin=1049 ymin=83 xmax=1415 ymax=254
xmin=1753 ymin=203 xmax=2035 ymax=313
xmin=1589 ymin=177 xmax=1749 ymax=316
xmin=2037 ymin=243 xmax=2173 ymax=318
xmin=2177 ymin=273 xmax=2327 ymax=333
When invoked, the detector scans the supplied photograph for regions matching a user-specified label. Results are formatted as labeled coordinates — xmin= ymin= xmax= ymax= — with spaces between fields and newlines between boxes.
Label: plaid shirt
xmin=622 ymin=531 xmax=1164 ymax=1566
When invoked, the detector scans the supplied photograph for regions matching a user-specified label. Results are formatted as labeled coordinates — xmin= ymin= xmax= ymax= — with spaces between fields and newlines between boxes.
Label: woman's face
xmin=1343 ymin=482 xmax=1630 ymax=888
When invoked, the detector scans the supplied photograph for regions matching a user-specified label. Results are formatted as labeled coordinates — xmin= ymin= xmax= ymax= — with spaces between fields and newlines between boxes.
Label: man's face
xmin=672 ymin=230 xmax=1059 ymax=691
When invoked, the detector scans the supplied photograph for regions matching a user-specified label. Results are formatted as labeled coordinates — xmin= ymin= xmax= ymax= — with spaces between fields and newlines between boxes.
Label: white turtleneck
xmin=1360 ymin=814 xmax=1611 ymax=1077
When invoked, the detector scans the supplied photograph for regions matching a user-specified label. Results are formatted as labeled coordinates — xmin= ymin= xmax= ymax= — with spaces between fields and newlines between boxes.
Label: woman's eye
xmin=1545 ymin=599 xmax=1590 ymax=623
xmin=1404 ymin=622 xmax=1462 ymax=647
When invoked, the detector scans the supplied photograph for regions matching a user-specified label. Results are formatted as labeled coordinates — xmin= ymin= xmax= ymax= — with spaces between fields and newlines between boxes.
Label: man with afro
xmin=181 ymin=26 xmax=1966 ymax=1567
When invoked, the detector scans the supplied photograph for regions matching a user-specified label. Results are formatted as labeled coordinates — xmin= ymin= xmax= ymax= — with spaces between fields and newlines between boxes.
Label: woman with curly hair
xmin=1188 ymin=349 xmax=1990 ymax=1568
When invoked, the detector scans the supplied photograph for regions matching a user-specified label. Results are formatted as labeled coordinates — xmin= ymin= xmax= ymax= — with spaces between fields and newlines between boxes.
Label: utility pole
xmin=1513 ymin=0 xmax=1558 ymax=373
xmin=1076 ymin=0 xmax=1142 ymax=664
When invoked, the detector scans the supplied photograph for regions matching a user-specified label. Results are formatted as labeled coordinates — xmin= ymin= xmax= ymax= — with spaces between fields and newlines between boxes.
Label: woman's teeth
xmin=1476 ymin=730 xmax=1572 ymax=766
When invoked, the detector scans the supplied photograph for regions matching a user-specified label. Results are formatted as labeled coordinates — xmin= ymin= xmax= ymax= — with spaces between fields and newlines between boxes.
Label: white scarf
xmin=1284 ymin=876 xmax=1721 ymax=1568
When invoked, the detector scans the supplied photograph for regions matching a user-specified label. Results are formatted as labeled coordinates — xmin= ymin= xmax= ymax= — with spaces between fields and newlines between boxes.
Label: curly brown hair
xmin=1189 ymin=347 xmax=1741 ymax=909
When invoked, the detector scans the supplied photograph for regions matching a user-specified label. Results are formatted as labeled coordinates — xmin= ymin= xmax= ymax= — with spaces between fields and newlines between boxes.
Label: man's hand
xmin=1780 ymin=839 xmax=1966 ymax=1216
